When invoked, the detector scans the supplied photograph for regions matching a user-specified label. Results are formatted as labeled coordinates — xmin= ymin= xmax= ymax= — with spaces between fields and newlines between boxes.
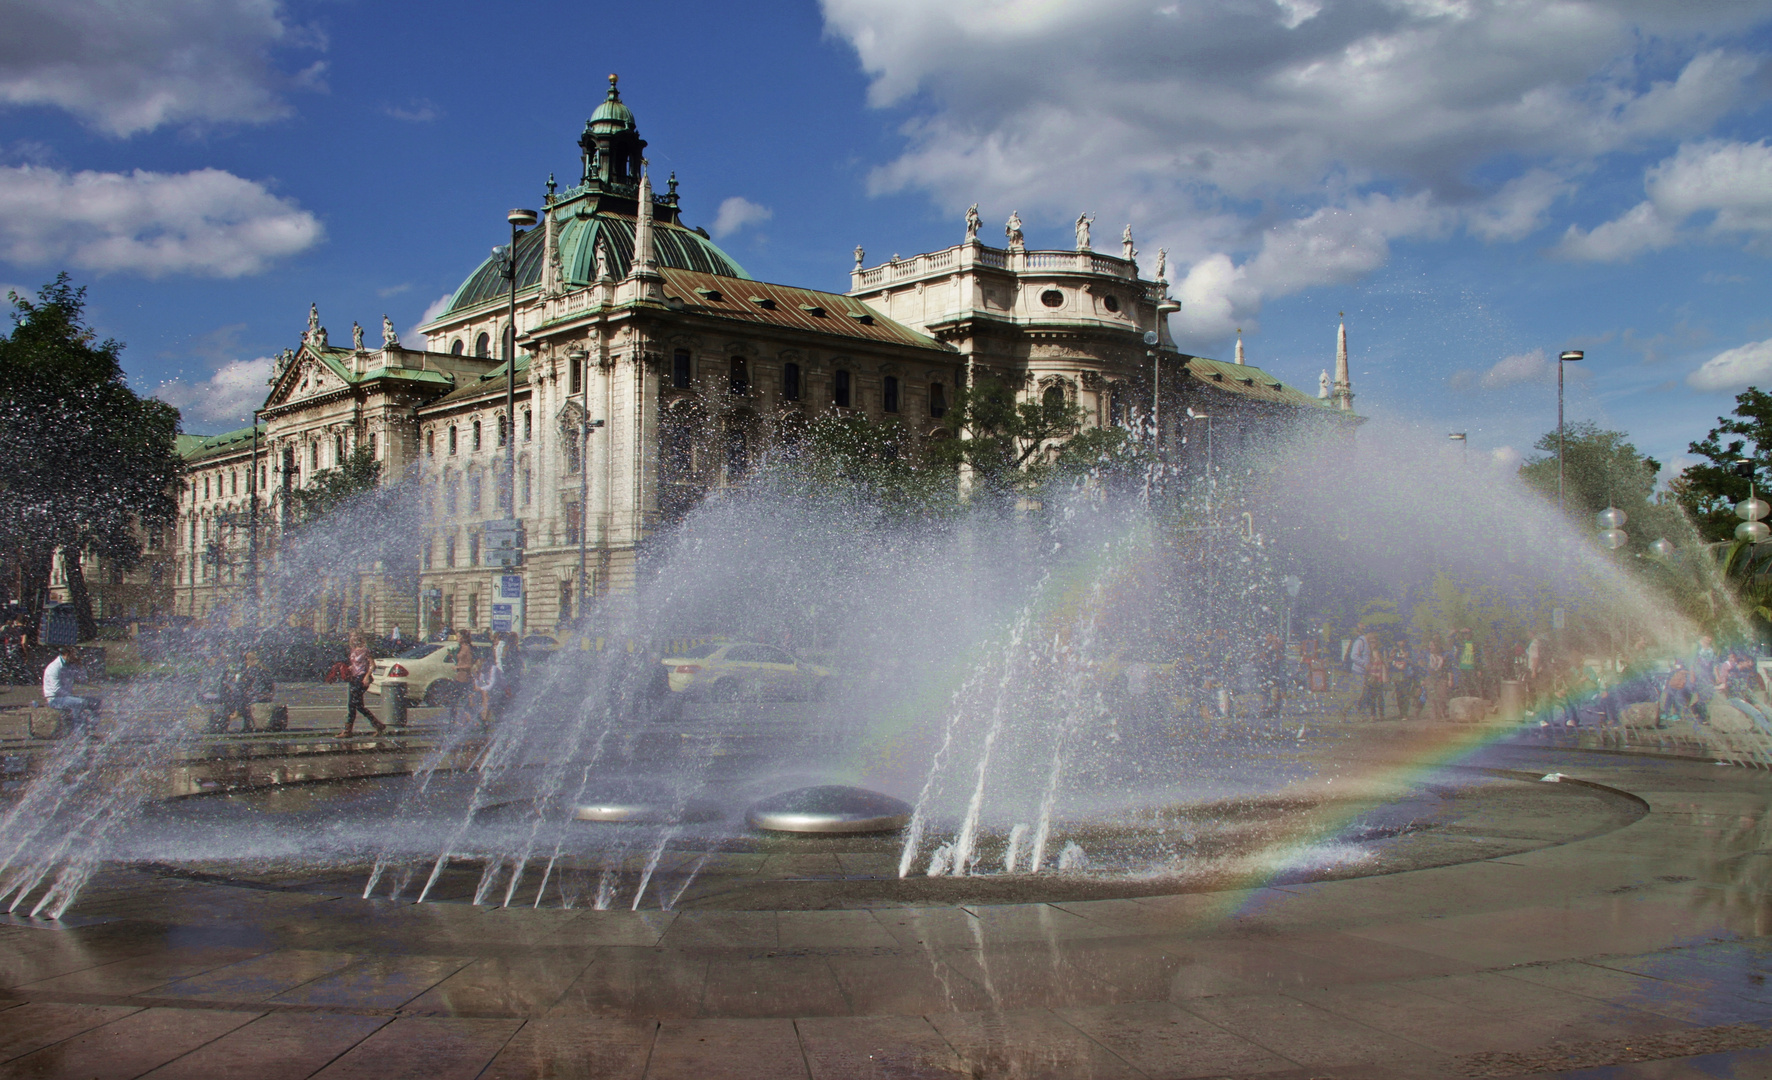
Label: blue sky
xmin=2 ymin=1 xmax=1770 ymax=478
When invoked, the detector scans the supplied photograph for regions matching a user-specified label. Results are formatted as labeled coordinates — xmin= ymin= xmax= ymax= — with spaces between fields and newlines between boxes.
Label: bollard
xmin=388 ymin=683 xmax=409 ymax=728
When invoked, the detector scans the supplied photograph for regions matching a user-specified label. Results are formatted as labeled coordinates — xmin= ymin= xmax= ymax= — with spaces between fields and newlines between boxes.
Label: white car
xmin=370 ymin=643 xmax=471 ymax=705
xmin=659 ymin=641 xmax=834 ymax=702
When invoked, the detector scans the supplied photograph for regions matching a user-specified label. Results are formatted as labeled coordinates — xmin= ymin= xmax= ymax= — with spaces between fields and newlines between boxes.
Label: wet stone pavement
xmin=0 ymin=735 xmax=1769 ymax=1078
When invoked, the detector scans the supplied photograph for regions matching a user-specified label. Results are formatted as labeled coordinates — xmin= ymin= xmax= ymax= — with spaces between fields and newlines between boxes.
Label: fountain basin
xmin=745 ymin=785 xmax=913 ymax=834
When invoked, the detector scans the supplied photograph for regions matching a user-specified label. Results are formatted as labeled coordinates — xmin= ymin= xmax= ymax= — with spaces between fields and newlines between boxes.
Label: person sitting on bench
xmin=42 ymin=646 xmax=97 ymax=736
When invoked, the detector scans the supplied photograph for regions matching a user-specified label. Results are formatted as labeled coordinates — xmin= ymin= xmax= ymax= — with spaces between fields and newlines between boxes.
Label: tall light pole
xmin=247 ymin=413 xmax=260 ymax=624
xmin=1143 ymin=330 xmax=1161 ymax=458
xmin=1185 ymin=407 xmax=1215 ymax=520
xmin=1557 ymin=350 xmax=1583 ymax=514
xmin=502 ymin=208 xmax=537 ymax=517
xmin=1449 ymin=431 xmax=1467 ymax=466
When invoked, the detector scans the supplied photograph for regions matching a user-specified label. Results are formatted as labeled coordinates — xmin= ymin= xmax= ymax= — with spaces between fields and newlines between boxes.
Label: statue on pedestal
xmin=1005 ymin=211 xmax=1024 ymax=250
xmin=382 ymin=315 xmax=400 ymax=350
xmin=1319 ymin=370 xmax=1332 ymax=399
xmin=305 ymin=303 xmax=321 ymax=347
xmin=1155 ymin=247 xmax=1168 ymax=283
xmin=854 ymin=244 xmax=865 ymax=268
xmin=1075 ymin=213 xmax=1094 ymax=251
xmin=1121 ymin=224 xmax=1135 ymax=262
xmin=351 ymin=322 xmax=364 ymax=352
xmin=964 ymin=204 xmax=981 ymax=243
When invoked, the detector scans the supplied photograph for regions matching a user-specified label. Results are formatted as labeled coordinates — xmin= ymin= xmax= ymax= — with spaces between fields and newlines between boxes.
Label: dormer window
xmin=748 ymin=296 xmax=775 ymax=310
xmin=799 ymin=304 xmax=826 ymax=317
xmin=847 ymin=311 xmax=874 ymax=325
xmin=695 ymin=287 xmax=723 ymax=302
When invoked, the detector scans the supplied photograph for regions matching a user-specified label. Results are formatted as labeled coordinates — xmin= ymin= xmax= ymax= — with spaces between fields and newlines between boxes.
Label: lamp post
xmin=1734 ymin=457 xmax=1769 ymax=544
xmin=1143 ymin=330 xmax=1161 ymax=458
xmin=1185 ymin=407 xmax=1215 ymax=520
xmin=247 ymin=414 xmax=260 ymax=624
xmin=1557 ymin=350 xmax=1583 ymax=513
xmin=502 ymin=208 xmax=537 ymax=518
xmin=1449 ymin=431 xmax=1467 ymax=466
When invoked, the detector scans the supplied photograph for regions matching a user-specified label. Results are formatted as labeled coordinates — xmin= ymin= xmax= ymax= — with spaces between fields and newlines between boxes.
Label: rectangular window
xmin=445 ymin=535 xmax=456 ymax=568
xmin=498 ymin=415 xmax=508 ymax=447
xmin=335 ymin=435 xmax=344 ymax=463
xmin=521 ymin=468 xmax=532 ymax=506
xmin=559 ymin=579 xmax=574 ymax=625
xmin=469 ymin=532 xmax=480 ymax=565
xmin=448 ymin=426 xmax=458 ymax=455
xmin=930 ymin=382 xmax=946 ymax=418
xmin=468 ymin=592 xmax=479 ymax=628
xmin=570 ymin=354 xmax=583 ymax=395
xmin=834 ymin=369 xmax=851 ymax=408
xmin=423 ymin=535 xmax=433 ymax=569
xmin=565 ymin=500 xmax=582 ymax=545
xmin=730 ymin=356 xmax=749 ymax=395
xmin=673 ymin=350 xmax=692 ymax=389
xmin=445 ymin=479 xmax=458 ymax=515
xmin=427 ymin=431 xmax=435 ymax=458
xmin=783 ymin=362 xmax=800 ymax=401
xmin=884 ymin=375 xmax=900 ymax=413
xmin=524 ymin=410 xmax=532 ymax=442
xmin=469 ymin=476 xmax=482 ymax=513
xmin=311 ymin=442 xmax=318 ymax=471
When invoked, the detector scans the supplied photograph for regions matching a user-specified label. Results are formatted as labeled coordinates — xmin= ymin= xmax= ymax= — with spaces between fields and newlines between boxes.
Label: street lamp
xmin=568 ymin=345 xmax=604 ymax=619
xmin=1185 ymin=407 xmax=1215 ymax=519
xmin=1734 ymin=457 xmax=1769 ymax=544
xmin=496 ymin=208 xmax=537 ymax=630
xmin=1449 ymin=432 xmax=1467 ymax=466
xmin=1557 ymin=350 xmax=1583 ymax=513
xmin=1143 ymin=330 xmax=1161 ymax=458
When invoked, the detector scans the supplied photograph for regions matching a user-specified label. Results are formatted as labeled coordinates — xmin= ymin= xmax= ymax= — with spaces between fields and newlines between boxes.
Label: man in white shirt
xmin=42 ymin=647 xmax=95 ymax=733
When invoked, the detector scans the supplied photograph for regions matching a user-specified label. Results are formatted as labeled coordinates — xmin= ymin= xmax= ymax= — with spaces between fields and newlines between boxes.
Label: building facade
xmin=172 ymin=77 xmax=1348 ymax=638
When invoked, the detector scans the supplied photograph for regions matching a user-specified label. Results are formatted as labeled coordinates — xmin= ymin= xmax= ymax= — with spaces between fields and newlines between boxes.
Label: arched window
xmin=1109 ymin=383 xmax=1125 ymax=426
xmin=883 ymin=375 xmax=900 ymax=413
xmin=929 ymin=382 xmax=946 ymax=418
xmin=1042 ymin=383 xmax=1066 ymax=411
xmin=202 ymin=476 xmax=209 ymax=499
xmin=523 ymin=409 xmax=532 ymax=442
xmin=475 ymin=332 xmax=490 ymax=357
xmin=782 ymin=362 xmax=801 ymax=402
xmin=310 ymin=442 xmax=319 ymax=471
xmin=229 ymin=471 xmax=237 ymax=495
xmin=448 ymin=426 xmax=458 ymax=455
xmin=497 ymin=414 xmax=508 ymax=447
xmin=833 ymin=369 xmax=851 ymax=408
xmin=335 ymin=434 xmax=345 ymax=463
xmin=729 ymin=356 xmax=749 ymax=395
xmin=451 ymin=339 xmax=464 ymax=356
xmin=426 ymin=430 xmax=435 ymax=458
xmin=472 ymin=420 xmax=482 ymax=451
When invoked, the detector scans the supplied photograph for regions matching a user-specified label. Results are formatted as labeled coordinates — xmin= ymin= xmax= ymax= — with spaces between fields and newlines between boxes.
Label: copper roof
xmin=656 ymin=268 xmax=955 ymax=355
xmin=179 ymin=424 xmax=263 ymax=463
xmin=1180 ymin=356 xmax=1335 ymax=411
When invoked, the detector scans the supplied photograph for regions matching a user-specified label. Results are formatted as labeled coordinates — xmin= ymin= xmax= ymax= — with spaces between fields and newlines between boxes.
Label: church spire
xmin=1332 ymin=312 xmax=1354 ymax=411
xmin=1234 ymin=328 xmax=1244 ymax=366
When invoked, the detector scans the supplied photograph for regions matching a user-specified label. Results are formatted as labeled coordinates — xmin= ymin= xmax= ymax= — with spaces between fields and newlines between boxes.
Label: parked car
xmin=369 ymin=642 xmax=466 ymax=705
xmin=520 ymin=634 xmax=562 ymax=664
xmin=658 ymin=641 xmax=834 ymax=702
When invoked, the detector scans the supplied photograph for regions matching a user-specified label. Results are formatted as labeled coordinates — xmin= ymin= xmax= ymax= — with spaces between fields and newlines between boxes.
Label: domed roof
xmin=443 ymin=207 xmax=750 ymax=316
xmin=587 ymin=74 xmax=635 ymax=133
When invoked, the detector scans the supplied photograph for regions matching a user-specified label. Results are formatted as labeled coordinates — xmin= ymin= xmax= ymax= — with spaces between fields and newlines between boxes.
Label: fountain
xmin=0 ymin=420 xmax=1706 ymax=919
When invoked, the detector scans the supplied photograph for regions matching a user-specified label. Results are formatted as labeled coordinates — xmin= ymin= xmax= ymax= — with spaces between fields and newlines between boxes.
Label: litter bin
xmin=387 ymin=683 xmax=409 ymax=728
xmin=1498 ymin=679 xmax=1528 ymax=722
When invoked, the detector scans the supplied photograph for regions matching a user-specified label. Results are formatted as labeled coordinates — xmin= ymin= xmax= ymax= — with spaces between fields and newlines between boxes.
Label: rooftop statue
xmin=1005 ymin=210 xmax=1024 ymax=250
xmin=1076 ymin=212 xmax=1094 ymax=251
xmin=352 ymin=322 xmax=364 ymax=352
xmin=594 ymin=235 xmax=611 ymax=281
xmin=854 ymin=244 xmax=865 ymax=268
xmin=305 ymin=303 xmax=321 ymax=346
xmin=1319 ymin=370 xmax=1331 ymax=399
xmin=1155 ymin=247 xmax=1167 ymax=283
xmin=1121 ymin=224 xmax=1135 ymax=262
xmin=964 ymin=204 xmax=981 ymax=243
xmin=382 ymin=315 xmax=400 ymax=350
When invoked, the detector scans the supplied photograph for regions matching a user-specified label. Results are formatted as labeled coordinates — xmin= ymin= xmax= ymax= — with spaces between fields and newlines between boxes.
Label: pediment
xmin=266 ymin=347 xmax=349 ymax=409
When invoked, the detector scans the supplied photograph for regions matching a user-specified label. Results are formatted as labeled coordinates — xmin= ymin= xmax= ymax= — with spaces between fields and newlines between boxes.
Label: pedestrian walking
xmin=1389 ymin=640 xmax=1419 ymax=720
xmin=1451 ymin=628 xmax=1482 ymax=697
xmin=335 ymin=631 xmax=386 ymax=738
xmin=0 ymin=616 xmax=26 ymax=687
xmin=1258 ymin=634 xmax=1286 ymax=718
xmin=474 ymin=655 xmax=508 ymax=729
xmin=449 ymin=629 xmax=477 ymax=722
xmin=1340 ymin=629 xmax=1371 ymax=719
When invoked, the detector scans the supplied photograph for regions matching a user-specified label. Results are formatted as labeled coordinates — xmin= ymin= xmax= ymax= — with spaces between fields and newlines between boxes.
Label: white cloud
xmin=1687 ymin=337 xmax=1772 ymax=392
xmin=1480 ymin=348 xmax=1554 ymax=389
xmin=156 ymin=355 xmax=274 ymax=426
xmin=383 ymin=99 xmax=440 ymax=123
xmin=711 ymin=196 xmax=773 ymax=239
xmin=0 ymin=0 xmax=316 ymax=137
xmin=417 ymin=293 xmax=451 ymax=328
xmin=821 ymin=0 xmax=1770 ymax=345
xmin=0 ymin=165 xmax=322 ymax=278
xmin=1557 ymin=140 xmax=1772 ymax=261
xmin=1490 ymin=445 xmax=1523 ymax=471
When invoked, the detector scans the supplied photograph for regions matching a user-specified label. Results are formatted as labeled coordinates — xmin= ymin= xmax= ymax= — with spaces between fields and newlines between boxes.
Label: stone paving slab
xmin=0 ymin=747 xmax=1769 ymax=1077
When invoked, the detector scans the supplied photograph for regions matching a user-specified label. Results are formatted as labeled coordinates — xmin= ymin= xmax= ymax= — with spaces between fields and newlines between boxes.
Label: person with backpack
xmin=335 ymin=631 xmax=385 ymax=738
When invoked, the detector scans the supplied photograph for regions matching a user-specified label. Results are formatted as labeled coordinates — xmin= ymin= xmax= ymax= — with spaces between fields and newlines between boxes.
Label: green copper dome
xmin=443 ymin=209 xmax=750 ymax=315
xmin=587 ymin=74 xmax=635 ymax=133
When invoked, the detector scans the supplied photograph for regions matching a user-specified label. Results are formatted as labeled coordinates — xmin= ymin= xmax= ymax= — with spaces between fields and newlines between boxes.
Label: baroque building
xmin=172 ymin=76 xmax=1348 ymax=637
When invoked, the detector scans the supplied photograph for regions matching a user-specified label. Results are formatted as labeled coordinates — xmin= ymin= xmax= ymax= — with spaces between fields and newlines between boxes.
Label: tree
xmin=1676 ymin=389 xmax=1772 ymax=541
xmin=0 ymin=276 xmax=182 ymax=641
xmin=286 ymin=446 xmax=381 ymax=525
xmin=928 ymin=377 xmax=1085 ymax=502
xmin=1517 ymin=422 xmax=1684 ymax=549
